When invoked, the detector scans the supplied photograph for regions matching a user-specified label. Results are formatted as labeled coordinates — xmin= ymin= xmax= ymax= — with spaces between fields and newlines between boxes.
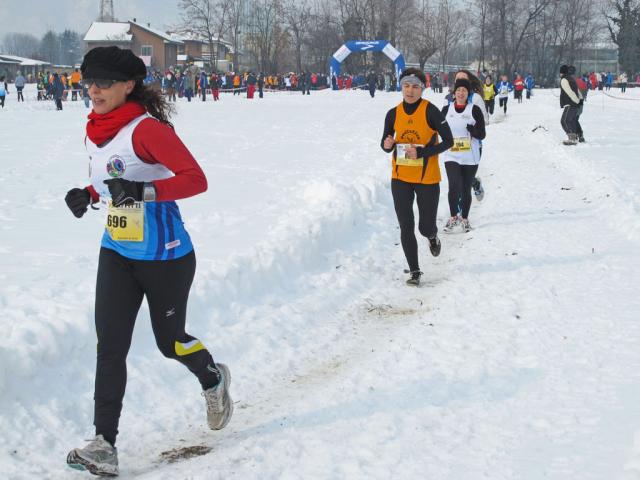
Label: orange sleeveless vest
xmin=392 ymin=99 xmax=441 ymax=184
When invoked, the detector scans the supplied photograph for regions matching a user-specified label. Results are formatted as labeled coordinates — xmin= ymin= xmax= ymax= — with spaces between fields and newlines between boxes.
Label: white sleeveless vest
xmin=87 ymin=114 xmax=173 ymax=196
xmin=441 ymin=104 xmax=481 ymax=166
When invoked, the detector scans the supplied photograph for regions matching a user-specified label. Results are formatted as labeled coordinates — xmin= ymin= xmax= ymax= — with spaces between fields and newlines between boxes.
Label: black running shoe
xmin=428 ymin=236 xmax=441 ymax=257
xmin=472 ymin=177 xmax=485 ymax=201
xmin=404 ymin=270 xmax=422 ymax=286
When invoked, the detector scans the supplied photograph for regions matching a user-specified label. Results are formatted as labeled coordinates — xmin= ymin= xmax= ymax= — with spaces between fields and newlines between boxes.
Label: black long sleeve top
xmin=380 ymin=99 xmax=454 ymax=157
xmin=441 ymin=103 xmax=486 ymax=140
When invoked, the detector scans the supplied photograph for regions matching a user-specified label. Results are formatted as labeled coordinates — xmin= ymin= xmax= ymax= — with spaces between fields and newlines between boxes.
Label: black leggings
xmin=484 ymin=98 xmax=495 ymax=115
xmin=391 ymin=179 xmax=440 ymax=272
xmin=499 ymin=97 xmax=508 ymax=113
xmin=94 ymin=248 xmax=219 ymax=445
xmin=445 ymin=162 xmax=479 ymax=219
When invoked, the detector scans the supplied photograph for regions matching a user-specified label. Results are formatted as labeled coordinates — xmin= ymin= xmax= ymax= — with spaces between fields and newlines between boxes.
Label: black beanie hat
xmin=559 ymin=64 xmax=569 ymax=75
xmin=81 ymin=46 xmax=147 ymax=80
xmin=567 ymin=65 xmax=576 ymax=75
xmin=453 ymin=78 xmax=471 ymax=94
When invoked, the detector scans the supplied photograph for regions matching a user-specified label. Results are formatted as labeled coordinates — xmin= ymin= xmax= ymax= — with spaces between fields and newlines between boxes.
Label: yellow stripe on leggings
xmin=175 ymin=339 xmax=205 ymax=356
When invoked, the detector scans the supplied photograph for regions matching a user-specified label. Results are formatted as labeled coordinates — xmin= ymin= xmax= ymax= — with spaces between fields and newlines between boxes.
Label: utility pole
xmin=99 ymin=0 xmax=115 ymax=22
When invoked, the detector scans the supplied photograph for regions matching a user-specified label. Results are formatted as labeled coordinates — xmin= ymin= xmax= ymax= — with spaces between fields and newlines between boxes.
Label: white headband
xmin=400 ymin=74 xmax=425 ymax=89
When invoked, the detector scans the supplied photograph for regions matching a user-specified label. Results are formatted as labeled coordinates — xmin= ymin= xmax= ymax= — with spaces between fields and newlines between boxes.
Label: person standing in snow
xmin=246 ymin=71 xmax=257 ymax=99
xmin=619 ymin=72 xmax=628 ymax=93
xmin=199 ymin=70 xmax=208 ymax=101
xmin=367 ymin=70 xmax=377 ymax=98
xmin=52 ymin=73 xmax=65 ymax=110
xmin=258 ymin=72 xmax=264 ymax=98
xmin=64 ymin=46 xmax=233 ymax=477
xmin=441 ymin=78 xmax=486 ymax=233
xmin=0 ymin=76 xmax=7 ymax=108
xmin=14 ymin=71 xmax=26 ymax=102
xmin=559 ymin=64 xmax=582 ymax=145
xmin=380 ymin=68 xmax=453 ymax=286
xmin=184 ymin=67 xmax=194 ymax=102
xmin=567 ymin=65 xmax=585 ymax=143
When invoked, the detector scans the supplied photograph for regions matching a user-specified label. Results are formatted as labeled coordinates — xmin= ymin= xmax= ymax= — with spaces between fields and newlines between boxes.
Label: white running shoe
xmin=460 ymin=218 xmax=472 ymax=232
xmin=443 ymin=216 xmax=460 ymax=233
xmin=67 ymin=434 xmax=119 ymax=477
xmin=202 ymin=363 xmax=234 ymax=430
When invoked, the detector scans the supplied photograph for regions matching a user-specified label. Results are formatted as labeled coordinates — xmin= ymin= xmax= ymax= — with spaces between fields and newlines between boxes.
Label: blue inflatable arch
xmin=330 ymin=40 xmax=406 ymax=91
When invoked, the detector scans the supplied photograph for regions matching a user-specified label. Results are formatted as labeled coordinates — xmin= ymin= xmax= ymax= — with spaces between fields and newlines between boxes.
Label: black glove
xmin=466 ymin=124 xmax=478 ymax=137
xmin=103 ymin=179 xmax=144 ymax=207
xmin=65 ymin=188 xmax=90 ymax=218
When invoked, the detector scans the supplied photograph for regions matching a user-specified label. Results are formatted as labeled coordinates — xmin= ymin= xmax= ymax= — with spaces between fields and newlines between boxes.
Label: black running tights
xmin=391 ymin=179 xmax=439 ymax=272
xmin=499 ymin=97 xmax=508 ymax=113
xmin=445 ymin=162 xmax=478 ymax=219
xmin=93 ymin=248 xmax=219 ymax=446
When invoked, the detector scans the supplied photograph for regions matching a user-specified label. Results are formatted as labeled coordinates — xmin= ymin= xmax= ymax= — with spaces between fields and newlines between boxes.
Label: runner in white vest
xmin=441 ymin=78 xmax=486 ymax=233
xmin=450 ymin=69 xmax=487 ymax=202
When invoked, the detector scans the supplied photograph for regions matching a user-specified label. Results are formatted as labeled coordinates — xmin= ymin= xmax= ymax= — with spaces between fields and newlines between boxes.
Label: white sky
xmin=0 ymin=0 xmax=180 ymax=38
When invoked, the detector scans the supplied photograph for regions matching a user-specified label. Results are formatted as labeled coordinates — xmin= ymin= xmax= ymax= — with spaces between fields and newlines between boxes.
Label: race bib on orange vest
xmin=395 ymin=143 xmax=425 ymax=166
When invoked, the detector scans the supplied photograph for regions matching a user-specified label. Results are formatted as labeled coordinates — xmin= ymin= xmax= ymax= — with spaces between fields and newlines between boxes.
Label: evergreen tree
xmin=59 ymin=30 xmax=82 ymax=66
xmin=40 ymin=30 xmax=61 ymax=65
xmin=606 ymin=0 xmax=640 ymax=74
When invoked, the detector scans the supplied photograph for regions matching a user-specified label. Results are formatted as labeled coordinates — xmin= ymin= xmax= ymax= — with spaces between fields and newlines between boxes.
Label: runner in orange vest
xmin=380 ymin=68 xmax=454 ymax=286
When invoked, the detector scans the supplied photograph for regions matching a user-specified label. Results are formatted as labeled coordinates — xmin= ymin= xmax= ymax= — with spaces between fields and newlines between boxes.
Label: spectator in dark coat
xmin=52 ymin=73 xmax=65 ymax=110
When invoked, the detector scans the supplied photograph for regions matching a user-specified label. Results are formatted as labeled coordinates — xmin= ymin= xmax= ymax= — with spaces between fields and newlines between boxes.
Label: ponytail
xmin=127 ymin=80 xmax=175 ymax=128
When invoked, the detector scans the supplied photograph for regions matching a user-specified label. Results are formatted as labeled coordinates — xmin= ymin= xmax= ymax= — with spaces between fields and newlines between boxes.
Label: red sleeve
xmin=86 ymin=185 xmax=100 ymax=203
xmin=131 ymin=118 xmax=207 ymax=201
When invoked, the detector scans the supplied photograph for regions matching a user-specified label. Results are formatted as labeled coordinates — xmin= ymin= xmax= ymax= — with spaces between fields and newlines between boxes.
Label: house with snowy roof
xmin=167 ymin=31 xmax=234 ymax=72
xmin=0 ymin=54 xmax=50 ymax=81
xmin=84 ymin=20 xmax=182 ymax=72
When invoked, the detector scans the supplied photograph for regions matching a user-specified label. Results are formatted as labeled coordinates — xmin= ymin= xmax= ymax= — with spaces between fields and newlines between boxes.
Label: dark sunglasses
xmin=82 ymin=78 xmax=120 ymax=89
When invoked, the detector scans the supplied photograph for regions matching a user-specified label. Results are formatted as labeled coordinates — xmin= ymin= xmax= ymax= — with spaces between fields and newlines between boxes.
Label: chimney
xmin=147 ymin=23 xmax=151 ymax=28
xmin=133 ymin=17 xmax=136 ymax=22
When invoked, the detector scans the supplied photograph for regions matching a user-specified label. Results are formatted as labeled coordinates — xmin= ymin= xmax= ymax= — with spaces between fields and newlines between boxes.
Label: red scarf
xmin=86 ymin=101 xmax=146 ymax=145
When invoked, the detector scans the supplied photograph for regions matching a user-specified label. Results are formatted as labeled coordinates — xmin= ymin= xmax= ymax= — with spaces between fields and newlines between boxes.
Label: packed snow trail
xmin=1 ymin=87 xmax=640 ymax=479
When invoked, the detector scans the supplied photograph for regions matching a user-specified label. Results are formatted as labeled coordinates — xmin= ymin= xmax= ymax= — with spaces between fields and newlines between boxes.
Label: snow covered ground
xmin=1 ymin=84 xmax=640 ymax=479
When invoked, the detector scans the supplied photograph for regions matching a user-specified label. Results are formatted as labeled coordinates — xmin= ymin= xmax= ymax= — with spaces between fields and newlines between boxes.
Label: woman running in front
xmin=64 ymin=46 xmax=233 ymax=477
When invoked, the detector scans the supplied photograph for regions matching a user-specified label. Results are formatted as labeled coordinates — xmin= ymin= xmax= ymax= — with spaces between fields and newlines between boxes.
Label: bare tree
xmin=283 ymin=0 xmax=312 ymax=71
xmin=411 ymin=0 xmax=439 ymax=71
xmin=469 ymin=0 xmax=489 ymax=70
xmin=486 ymin=0 xmax=552 ymax=74
xmin=226 ymin=0 xmax=244 ymax=70
xmin=2 ymin=33 xmax=41 ymax=58
xmin=177 ymin=0 xmax=231 ymax=71
xmin=305 ymin=0 xmax=342 ymax=72
xmin=435 ymin=0 xmax=465 ymax=72
xmin=250 ymin=0 xmax=284 ymax=73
